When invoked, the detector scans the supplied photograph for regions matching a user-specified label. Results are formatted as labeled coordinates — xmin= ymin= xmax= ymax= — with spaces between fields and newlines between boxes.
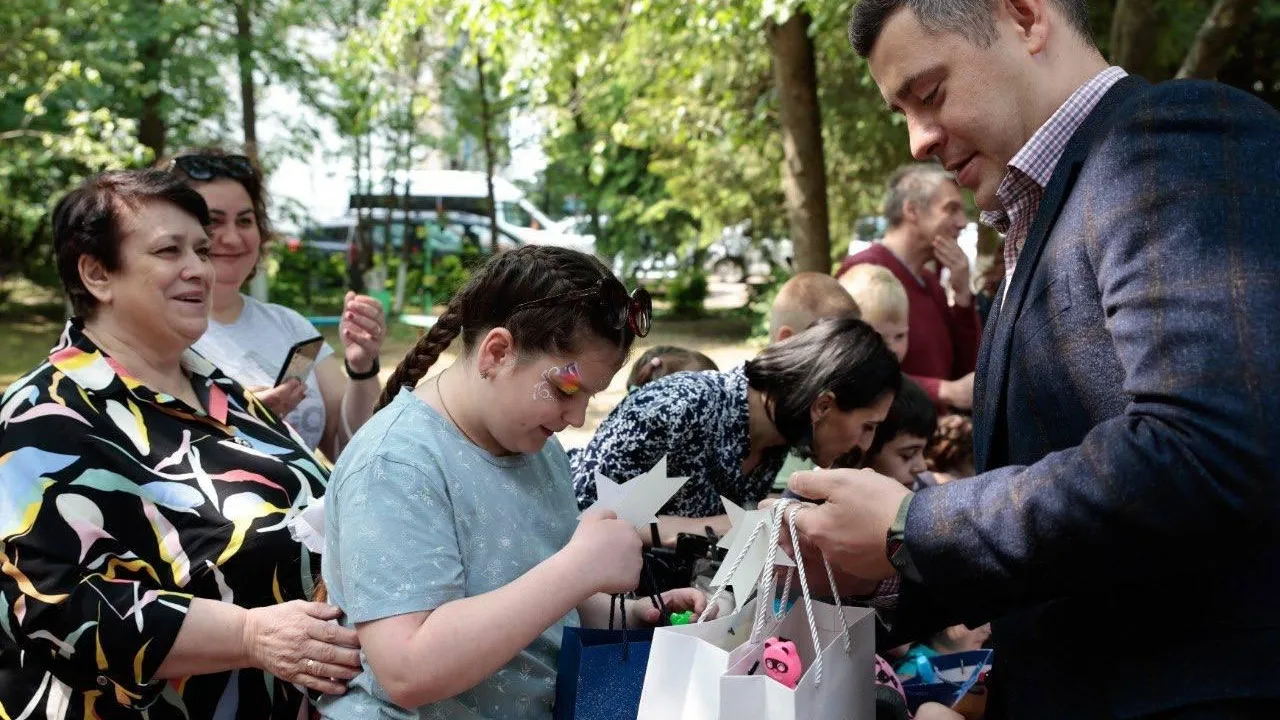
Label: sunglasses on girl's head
xmin=170 ymin=154 xmax=256 ymax=183
xmin=512 ymin=277 xmax=652 ymax=338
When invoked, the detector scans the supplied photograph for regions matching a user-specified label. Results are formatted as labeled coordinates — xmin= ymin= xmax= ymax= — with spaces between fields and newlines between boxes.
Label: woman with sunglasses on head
xmin=573 ymin=314 xmax=902 ymax=546
xmin=314 ymin=245 xmax=704 ymax=719
xmin=165 ymin=149 xmax=386 ymax=459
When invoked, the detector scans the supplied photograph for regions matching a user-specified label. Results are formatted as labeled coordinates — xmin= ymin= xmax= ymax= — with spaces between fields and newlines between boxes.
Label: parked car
xmin=350 ymin=169 xmax=596 ymax=256
xmin=704 ymin=221 xmax=793 ymax=283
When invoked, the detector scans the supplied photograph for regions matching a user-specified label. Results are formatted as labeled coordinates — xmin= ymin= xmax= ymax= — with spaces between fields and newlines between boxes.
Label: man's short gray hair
xmin=883 ymin=164 xmax=954 ymax=228
xmin=848 ymin=0 xmax=1094 ymax=58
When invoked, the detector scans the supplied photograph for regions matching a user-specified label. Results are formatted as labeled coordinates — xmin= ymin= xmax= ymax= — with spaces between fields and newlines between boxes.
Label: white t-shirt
xmin=193 ymin=295 xmax=335 ymax=449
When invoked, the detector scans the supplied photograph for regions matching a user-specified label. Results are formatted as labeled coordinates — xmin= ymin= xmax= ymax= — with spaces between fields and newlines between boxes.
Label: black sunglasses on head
xmin=512 ymin=277 xmax=652 ymax=338
xmin=170 ymin=154 xmax=256 ymax=183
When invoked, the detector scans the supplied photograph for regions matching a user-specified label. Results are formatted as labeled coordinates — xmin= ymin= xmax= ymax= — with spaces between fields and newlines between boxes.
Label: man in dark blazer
xmin=786 ymin=0 xmax=1280 ymax=716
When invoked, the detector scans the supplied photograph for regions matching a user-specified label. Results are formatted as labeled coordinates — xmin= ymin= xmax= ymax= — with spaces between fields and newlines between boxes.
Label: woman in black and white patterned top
xmin=573 ymin=316 xmax=901 ymax=544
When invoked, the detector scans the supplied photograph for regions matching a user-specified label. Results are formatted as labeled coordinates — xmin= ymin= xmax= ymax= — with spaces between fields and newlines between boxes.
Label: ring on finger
xmin=304 ymin=658 xmax=316 ymax=672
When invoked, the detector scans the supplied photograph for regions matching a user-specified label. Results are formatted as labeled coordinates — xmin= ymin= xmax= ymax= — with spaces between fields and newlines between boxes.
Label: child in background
xmin=768 ymin=272 xmax=862 ymax=490
xmin=865 ymin=378 xmax=938 ymax=490
xmin=626 ymin=345 xmax=718 ymax=390
xmin=768 ymin=271 xmax=861 ymax=344
xmin=927 ymin=413 xmax=976 ymax=482
xmin=318 ymin=246 xmax=705 ymax=720
xmin=838 ymin=264 xmax=909 ymax=363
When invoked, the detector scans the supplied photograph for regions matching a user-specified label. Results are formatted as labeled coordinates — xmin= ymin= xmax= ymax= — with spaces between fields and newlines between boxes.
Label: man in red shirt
xmin=836 ymin=164 xmax=979 ymax=409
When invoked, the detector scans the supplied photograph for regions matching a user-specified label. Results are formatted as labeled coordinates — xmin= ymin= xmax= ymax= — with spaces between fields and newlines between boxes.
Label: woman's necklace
xmin=435 ymin=374 xmax=488 ymax=450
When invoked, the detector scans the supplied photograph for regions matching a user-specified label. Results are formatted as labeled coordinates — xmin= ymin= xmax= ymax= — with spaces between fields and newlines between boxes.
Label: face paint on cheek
xmin=533 ymin=361 xmax=583 ymax=401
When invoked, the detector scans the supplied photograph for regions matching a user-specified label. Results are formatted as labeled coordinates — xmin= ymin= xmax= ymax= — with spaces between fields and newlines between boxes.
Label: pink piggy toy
xmin=762 ymin=636 xmax=803 ymax=689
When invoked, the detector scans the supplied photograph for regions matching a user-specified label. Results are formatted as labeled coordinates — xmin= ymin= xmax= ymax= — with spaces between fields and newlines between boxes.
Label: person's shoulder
xmin=1144 ymin=79 xmax=1275 ymax=112
xmin=1111 ymin=79 xmax=1279 ymax=139
xmin=627 ymin=367 xmax=736 ymax=412
xmin=845 ymin=244 xmax=893 ymax=268
xmin=1091 ymin=79 xmax=1279 ymax=181
xmin=2 ymin=360 xmax=56 ymax=407
xmin=330 ymin=393 xmax=447 ymax=489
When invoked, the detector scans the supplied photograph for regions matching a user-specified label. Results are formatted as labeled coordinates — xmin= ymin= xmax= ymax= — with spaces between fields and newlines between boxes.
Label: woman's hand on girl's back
xmin=242 ymin=600 xmax=362 ymax=695
xmin=565 ymin=510 xmax=643 ymax=595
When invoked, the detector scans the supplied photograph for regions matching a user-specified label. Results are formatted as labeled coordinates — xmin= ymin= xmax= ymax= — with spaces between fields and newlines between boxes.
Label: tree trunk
xmin=382 ymin=137 xmax=398 ymax=270
xmin=348 ymin=133 xmax=367 ymax=292
xmin=138 ymin=0 xmax=167 ymax=158
xmin=769 ymin=10 xmax=830 ymax=275
xmin=1177 ymin=0 xmax=1260 ymax=79
xmin=234 ymin=0 xmax=258 ymax=159
xmin=569 ymin=73 xmax=605 ymax=257
xmin=476 ymin=48 xmax=500 ymax=254
xmin=1110 ymin=0 xmax=1163 ymax=79
xmin=398 ymin=30 xmax=425 ymax=313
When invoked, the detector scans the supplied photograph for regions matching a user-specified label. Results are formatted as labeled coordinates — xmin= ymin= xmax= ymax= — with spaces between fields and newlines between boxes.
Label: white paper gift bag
xmin=635 ymin=596 xmax=759 ymax=720
xmin=637 ymin=500 xmax=876 ymax=720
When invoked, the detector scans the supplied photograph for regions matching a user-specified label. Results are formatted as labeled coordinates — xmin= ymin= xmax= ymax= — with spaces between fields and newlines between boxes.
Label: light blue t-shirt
xmin=318 ymin=388 xmax=581 ymax=720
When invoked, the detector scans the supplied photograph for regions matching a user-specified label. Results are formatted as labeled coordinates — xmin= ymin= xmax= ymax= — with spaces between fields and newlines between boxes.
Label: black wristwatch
xmin=345 ymin=357 xmax=380 ymax=380
xmin=887 ymin=494 xmax=922 ymax=583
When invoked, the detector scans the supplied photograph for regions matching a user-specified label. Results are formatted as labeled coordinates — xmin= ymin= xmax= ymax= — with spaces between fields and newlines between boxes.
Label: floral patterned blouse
xmin=571 ymin=365 xmax=789 ymax=518
xmin=0 ymin=320 xmax=327 ymax=720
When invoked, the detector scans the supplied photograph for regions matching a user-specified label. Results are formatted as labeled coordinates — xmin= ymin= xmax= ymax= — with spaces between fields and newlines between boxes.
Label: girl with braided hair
xmin=315 ymin=246 xmax=707 ymax=719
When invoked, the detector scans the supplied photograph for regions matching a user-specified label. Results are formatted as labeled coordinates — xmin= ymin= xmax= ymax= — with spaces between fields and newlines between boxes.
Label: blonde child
xmin=318 ymin=246 xmax=704 ymax=719
xmin=839 ymin=264 xmax=910 ymax=362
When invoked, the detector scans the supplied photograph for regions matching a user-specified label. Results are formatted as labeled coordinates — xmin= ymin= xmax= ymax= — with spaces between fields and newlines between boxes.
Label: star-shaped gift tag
xmin=585 ymin=456 xmax=689 ymax=529
xmin=709 ymin=497 xmax=793 ymax=612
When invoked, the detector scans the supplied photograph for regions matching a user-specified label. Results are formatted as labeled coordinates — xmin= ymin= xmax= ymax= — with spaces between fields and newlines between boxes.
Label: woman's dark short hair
xmin=745 ymin=314 xmax=902 ymax=453
xmin=53 ymin=169 xmax=210 ymax=318
xmin=867 ymin=376 xmax=938 ymax=459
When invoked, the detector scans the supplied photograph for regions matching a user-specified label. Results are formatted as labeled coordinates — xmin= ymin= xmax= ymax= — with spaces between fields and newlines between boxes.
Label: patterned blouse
xmin=0 ymin=320 xmax=328 ymax=720
xmin=572 ymin=365 xmax=788 ymax=518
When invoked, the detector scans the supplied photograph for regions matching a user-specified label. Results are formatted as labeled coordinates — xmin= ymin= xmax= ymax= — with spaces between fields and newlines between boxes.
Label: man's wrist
xmin=886 ymin=494 xmax=922 ymax=583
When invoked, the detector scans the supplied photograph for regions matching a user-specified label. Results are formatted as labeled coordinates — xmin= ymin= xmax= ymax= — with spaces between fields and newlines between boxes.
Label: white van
xmin=350 ymin=170 xmax=596 ymax=256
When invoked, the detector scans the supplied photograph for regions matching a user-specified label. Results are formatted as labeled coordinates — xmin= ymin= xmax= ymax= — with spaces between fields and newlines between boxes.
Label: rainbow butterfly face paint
xmin=533 ymin=362 xmax=582 ymax=400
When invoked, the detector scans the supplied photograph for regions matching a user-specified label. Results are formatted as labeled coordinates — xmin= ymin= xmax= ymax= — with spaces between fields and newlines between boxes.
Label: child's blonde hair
xmin=838 ymin=264 xmax=908 ymax=326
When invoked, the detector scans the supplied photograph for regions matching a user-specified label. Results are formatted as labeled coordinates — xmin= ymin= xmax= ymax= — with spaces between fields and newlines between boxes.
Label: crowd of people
xmin=2 ymin=0 xmax=1278 ymax=718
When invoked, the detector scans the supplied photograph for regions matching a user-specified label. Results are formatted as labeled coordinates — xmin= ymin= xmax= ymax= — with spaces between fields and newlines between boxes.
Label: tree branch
xmin=1176 ymin=0 xmax=1261 ymax=79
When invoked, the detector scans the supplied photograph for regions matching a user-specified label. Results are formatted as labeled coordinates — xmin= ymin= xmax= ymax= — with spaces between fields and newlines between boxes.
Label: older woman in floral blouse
xmin=0 ymin=170 xmax=358 ymax=720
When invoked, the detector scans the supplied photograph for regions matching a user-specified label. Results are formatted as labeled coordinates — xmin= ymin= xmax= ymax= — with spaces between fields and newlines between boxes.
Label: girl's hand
xmin=566 ymin=510 xmax=643 ymax=595
xmin=340 ymin=291 xmax=386 ymax=376
xmin=633 ymin=587 xmax=711 ymax=627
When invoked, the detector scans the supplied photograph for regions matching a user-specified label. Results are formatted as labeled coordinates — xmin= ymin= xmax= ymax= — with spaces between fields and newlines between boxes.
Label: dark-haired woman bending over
xmin=573 ymin=316 xmax=901 ymax=546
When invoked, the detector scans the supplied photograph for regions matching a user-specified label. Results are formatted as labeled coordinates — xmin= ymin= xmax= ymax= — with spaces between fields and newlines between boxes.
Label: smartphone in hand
xmin=275 ymin=336 xmax=325 ymax=387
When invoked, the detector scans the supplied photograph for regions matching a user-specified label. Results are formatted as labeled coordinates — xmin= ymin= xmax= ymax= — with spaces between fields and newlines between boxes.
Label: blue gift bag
xmin=554 ymin=625 xmax=654 ymax=720
xmin=899 ymin=649 xmax=992 ymax=713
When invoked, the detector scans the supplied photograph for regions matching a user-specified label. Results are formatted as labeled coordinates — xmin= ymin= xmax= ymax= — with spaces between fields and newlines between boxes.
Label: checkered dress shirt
xmin=982 ymin=66 xmax=1129 ymax=288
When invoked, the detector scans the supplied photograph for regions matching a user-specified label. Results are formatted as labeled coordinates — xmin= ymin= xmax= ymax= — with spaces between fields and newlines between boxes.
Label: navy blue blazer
xmin=898 ymin=77 xmax=1280 ymax=717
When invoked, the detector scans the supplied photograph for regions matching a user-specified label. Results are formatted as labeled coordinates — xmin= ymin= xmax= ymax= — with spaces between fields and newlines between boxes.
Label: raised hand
xmin=931 ymin=235 xmax=972 ymax=307
xmin=339 ymin=291 xmax=387 ymax=376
